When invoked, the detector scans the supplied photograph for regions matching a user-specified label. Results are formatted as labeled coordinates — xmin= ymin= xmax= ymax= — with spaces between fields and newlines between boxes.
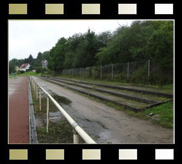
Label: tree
xmin=9 ymin=62 xmax=15 ymax=74
xmin=146 ymin=21 xmax=173 ymax=72
xmin=28 ymin=54 xmax=33 ymax=63
xmin=48 ymin=38 xmax=67 ymax=71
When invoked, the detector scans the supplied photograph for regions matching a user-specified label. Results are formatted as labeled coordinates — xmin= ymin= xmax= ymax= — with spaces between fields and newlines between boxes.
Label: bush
xmin=36 ymin=67 xmax=42 ymax=73
xmin=19 ymin=70 xmax=25 ymax=74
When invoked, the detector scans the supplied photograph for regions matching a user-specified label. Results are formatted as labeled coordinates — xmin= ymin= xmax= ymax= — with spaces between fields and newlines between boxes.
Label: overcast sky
xmin=9 ymin=20 xmax=134 ymax=61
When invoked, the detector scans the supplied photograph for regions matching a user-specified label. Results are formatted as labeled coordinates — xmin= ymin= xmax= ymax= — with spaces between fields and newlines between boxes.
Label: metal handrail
xmin=29 ymin=76 xmax=96 ymax=144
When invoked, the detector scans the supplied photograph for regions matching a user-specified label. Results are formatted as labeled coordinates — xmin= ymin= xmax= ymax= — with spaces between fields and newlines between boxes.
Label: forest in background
xmin=9 ymin=20 xmax=173 ymax=84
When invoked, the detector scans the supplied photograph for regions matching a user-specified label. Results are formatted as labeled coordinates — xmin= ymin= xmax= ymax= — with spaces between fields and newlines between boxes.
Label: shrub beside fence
xmin=61 ymin=60 xmax=173 ymax=85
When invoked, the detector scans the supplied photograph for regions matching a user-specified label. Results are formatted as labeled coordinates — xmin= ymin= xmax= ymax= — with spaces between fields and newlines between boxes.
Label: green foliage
xmin=36 ymin=67 xmax=42 ymax=73
xmin=17 ymin=71 xmax=41 ymax=76
xmin=9 ymin=61 xmax=15 ymax=74
xmin=19 ymin=70 xmax=25 ymax=74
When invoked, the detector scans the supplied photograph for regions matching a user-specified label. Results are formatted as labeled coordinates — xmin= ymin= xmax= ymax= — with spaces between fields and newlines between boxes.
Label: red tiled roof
xmin=20 ymin=63 xmax=29 ymax=69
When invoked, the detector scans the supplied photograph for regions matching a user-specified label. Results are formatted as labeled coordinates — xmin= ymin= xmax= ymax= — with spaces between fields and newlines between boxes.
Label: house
xmin=19 ymin=63 xmax=30 ymax=72
xmin=41 ymin=60 xmax=48 ymax=69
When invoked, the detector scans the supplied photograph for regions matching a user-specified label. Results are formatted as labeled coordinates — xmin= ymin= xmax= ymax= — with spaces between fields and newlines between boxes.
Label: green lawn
xmin=125 ymin=101 xmax=173 ymax=128
xmin=17 ymin=71 xmax=41 ymax=76
xmin=9 ymin=71 xmax=41 ymax=78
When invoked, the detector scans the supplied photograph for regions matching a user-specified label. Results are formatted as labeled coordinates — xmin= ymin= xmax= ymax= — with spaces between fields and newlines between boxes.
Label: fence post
xmin=100 ymin=65 xmax=102 ymax=79
xmin=73 ymin=129 xmax=80 ymax=144
xmin=127 ymin=62 xmax=130 ymax=81
xmin=148 ymin=59 xmax=150 ymax=77
xmin=111 ymin=64 xmax=113 ymax=80
xmin=39 ymin=88 xmax=41 ymax=111
xmin=47 ymin=96 xmax=49 ymax=133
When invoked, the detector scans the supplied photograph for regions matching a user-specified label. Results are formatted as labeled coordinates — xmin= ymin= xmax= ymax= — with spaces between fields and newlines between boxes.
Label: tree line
xmin=48 ymin=20 xmax=173 ymax=74
xmin=9 ymin=20 xmax=173 ymax=81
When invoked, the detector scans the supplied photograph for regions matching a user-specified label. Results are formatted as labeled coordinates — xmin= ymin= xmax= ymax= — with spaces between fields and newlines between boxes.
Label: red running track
xmin=9 ymin=76 xmax=29 ymax=143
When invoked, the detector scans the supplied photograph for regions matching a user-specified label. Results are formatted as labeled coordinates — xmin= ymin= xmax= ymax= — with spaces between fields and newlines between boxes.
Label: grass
xmin=9 ymin=71 xmax=41 ymax=78
xmin=17 ymin=71 xmax=41 ymax=76
xmin=36 ymin=121 xmax=73 ymax=143
xmin=143 ymin=101 xmax=173 ymax=128
xmin=118 ymin=101 xmax=173 ymax=129
xmin=107 ymin=100 xmax=173 ymax=128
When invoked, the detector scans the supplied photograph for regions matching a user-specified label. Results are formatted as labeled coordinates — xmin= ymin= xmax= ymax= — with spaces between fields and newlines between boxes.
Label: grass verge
xmin=37 ymin=121 xmax=73 ymax=143
xmin=18 ymin=71 xmax=41 ymax=76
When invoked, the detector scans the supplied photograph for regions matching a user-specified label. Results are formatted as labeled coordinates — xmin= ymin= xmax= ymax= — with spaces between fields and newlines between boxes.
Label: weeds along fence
xmin=61 ymin=59 xmax=173 ymax=85
xmin=29 ymin=76 xmax=96 ymax=144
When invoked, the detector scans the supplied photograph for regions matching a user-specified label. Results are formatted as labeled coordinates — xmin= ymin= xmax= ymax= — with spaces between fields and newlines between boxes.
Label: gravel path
xmin=9 ymin=76 xmax=29 ymax=143
xmin=33 ymin=76 xmax=173 ymax=144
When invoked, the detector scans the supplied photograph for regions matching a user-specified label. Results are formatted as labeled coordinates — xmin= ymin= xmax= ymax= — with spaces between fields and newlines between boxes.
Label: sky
xmin=9 ymin=20 xmax=134 ymax=61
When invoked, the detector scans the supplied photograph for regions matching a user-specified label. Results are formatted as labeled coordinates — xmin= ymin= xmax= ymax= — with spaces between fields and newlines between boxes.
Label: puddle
xmin=34 ymin=92 xmax=72 ymax=126
xmin=97 ymin=130 xmax=112 ymax=143
xmin=49 ymin=111 xmax=65 ymax=122
xmin=35 ymin=115 xmax=45 ymax=128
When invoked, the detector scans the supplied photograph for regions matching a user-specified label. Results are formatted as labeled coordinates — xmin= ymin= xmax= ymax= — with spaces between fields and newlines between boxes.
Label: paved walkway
xmin=9 ymin=76 xmax=29 ymax=143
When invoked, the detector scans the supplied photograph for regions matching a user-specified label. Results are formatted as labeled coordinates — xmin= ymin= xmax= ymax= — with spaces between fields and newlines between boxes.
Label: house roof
xmin=20 ymin=63 xmax=29 ymax=69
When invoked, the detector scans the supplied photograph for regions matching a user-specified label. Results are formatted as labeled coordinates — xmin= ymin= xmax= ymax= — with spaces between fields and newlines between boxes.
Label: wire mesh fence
xmin=61 ymin=59 xmax=173 ymax=84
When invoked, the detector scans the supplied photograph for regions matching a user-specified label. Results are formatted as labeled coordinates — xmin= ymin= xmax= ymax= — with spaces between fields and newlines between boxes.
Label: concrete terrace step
xmin=38 ymin=76 xmax=172 ymax=112
xmin=55 ymin=77 xmax=173 ymax=98
xmin=49 ymin=77 xmax=159 ymax=104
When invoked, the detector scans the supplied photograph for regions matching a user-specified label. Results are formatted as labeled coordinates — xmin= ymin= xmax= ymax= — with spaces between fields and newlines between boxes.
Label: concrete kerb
xmin=28 ymin=76 xmax=38 ymax=143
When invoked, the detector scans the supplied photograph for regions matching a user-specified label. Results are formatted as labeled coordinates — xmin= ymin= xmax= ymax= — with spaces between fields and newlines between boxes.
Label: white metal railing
xmin=29 ymin=76 xmax=96 ymax=144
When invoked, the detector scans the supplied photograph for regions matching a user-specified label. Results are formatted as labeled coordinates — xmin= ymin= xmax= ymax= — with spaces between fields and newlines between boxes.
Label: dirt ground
xmin=33 ymin=76 xmax=173 ymax=144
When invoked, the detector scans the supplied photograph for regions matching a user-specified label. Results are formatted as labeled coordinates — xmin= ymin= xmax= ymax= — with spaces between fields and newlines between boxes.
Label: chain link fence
xmin=61 ymin=60 xmax=173 ymax=85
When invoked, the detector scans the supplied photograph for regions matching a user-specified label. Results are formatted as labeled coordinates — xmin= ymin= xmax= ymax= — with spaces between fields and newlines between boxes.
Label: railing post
xmin=47 ymin=96 xmax=49 ymax=133
xmin=39 ymin=87 xmax=41 ymax=111
xmin=35 ymin=83 xmax=37 ymax=100
xmin=73 ymin=129 xmax=80 ymax=144
xmin=33 ymin=79 xmax=35 ymax=91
